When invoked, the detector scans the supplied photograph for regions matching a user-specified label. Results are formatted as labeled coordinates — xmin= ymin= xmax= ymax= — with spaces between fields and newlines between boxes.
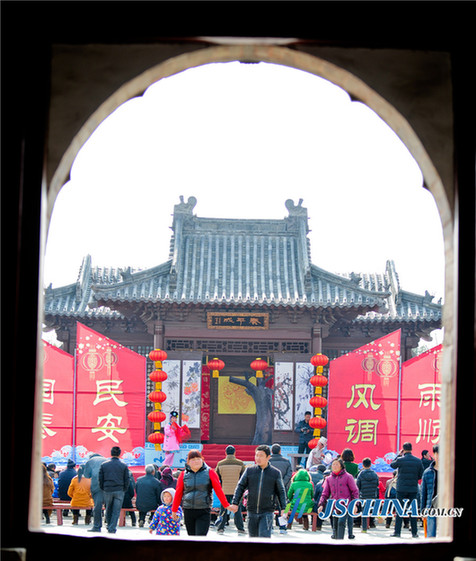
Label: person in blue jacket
xmin=420 ymin=444 xmax=439 ymax=537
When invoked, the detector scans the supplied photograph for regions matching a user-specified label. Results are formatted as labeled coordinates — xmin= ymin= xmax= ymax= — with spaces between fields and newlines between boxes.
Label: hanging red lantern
xmin=309 ymin=416 xmax=327 ymax=429
xmin=310 ymin=374 xmax=328 ymax=387
xmin=310 ymin=353 xmax=329 ymax=368
xmin=148 ymin=432 xmax=164 ymax=445
xmin=308 ymin=438 xmax=320 ymax=450
xmin=148 ymin=390 xmax=167 ymax=403
xmin=207 ymin=358 xmax=225 ymax=378
xmin=310 ymin=395 xmax=328 ymax=408
xmin=250 ymin=358 xmax=268 ymax=378
xmin=148 ymin=410 xmax=166 ymax=424
xmin=149 ymin=349 xmax=168 ymax=365
xmin=149 ymin=370 xmax=168 ymax=383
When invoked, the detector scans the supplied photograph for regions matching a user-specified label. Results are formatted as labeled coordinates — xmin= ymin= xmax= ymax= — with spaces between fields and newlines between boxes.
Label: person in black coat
xmin=356 ymin=458 xmax=379 ymax=532
xmin=294 ymin=412 xmax=313 ymax=457
xmin=390 ymin=442 xmax=424 ymax=538
xmin=421 ymin=450 xmax=432 ymax=471
xmin=135 ymin=464 xmax=163 ymax=527
xmin=57 ymin=459 xmax=77 ymax=516
xmin=98 ymin=446 xmax=131 ymax=534
xmin=121 ymin=470 xmax=136 ymax=526
xmin=231 ymin=445 xmax=287 ymax=538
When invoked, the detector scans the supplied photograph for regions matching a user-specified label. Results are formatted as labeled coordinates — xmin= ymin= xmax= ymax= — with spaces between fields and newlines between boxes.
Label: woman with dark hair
xmin=42 ymin=463 xmax=55 ymax=524
xmin=67 ymin=467 xmax=93 ymax=525
xmin=341 ymin=448 xmax=359 ymax=478
xmin=317 ymin=458 xmax=359 ymax=540
xmin=171 ymin=449 xmax=233 ymax=536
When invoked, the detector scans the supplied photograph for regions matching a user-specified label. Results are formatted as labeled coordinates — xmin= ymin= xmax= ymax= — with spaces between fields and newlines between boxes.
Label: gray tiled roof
xmin=44 ymin=198 xmax=442 ymax=326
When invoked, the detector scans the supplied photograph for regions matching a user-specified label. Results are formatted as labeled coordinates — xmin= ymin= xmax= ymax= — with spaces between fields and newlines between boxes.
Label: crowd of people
xmin=42 ymin=417 xmax=439 ymax=540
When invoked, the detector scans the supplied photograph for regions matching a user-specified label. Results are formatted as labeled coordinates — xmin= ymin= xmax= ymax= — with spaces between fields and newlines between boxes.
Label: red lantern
xmin=149 ymin=349 xmax=168 ymax=363
xmin=250 ymin=358 xmax=268 ymax=378
xmin=310 ymin=374 xmax=328 ymax=387
xmin=309 ymin=416 xmax=327 ymax=429
xmin=148 ymin=432 xmax=164 ymax=445
xmin=308 ymin=438 xmax=320 ymax=450
xmin=310 ymin=395 xmax=328 ymax=408
xmin=148 ymin=390 xmax=167 ymax=403
xmin=150 ymin=370 xmax=168 ymax=383
xmin=148 ymin=410 xmax=166 ymax=423
xmin=207 ymin=358 xmax=225 ymax=378
xmin=310 ymin=353 xmax=329 ymax=368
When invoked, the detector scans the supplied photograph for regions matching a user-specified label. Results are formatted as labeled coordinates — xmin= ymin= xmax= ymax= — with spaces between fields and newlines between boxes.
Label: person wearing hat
xmin=215 ymin=445 xmax=246 ymax=535
xmin=163 ymin=411 xmax=181 ymax=467
xmin=306 ymin=436 xmax=328 ymax=470
xmin=57 ymin=459 xmax=77 ymax=517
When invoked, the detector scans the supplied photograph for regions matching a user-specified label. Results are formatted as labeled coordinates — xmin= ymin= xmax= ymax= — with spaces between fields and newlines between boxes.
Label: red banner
xmin=200 ymin=365 xmax=210 ymax=440
xmin=327 ymin=330 xmax=401 ymax=470
xmin=75 ymin=323 xmax=146 ymax=464
xmin=400 ymin=345 xmax=442 ymax=458
xmin=41 ymin=341 xmax=74 ymax=465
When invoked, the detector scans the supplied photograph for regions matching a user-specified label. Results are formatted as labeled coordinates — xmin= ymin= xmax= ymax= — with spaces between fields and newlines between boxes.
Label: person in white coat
xmin=306 ymin=437 xmax=327 ymax=469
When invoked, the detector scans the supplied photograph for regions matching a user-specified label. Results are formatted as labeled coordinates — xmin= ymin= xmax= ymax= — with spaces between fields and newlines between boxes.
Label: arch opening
xmin=37 ymin=46 xmax=454 ymax=544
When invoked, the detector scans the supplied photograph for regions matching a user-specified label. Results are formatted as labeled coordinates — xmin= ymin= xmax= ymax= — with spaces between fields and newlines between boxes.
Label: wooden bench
xmin=288 ymin=453 xmax=309 ymax=471
xmin=118 ymin=508 xmax=139 ymax=527
xmin=42 ymin=503 xmax=72 ymax=525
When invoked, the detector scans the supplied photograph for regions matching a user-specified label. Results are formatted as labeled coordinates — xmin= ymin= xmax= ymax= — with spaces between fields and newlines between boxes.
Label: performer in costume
xmin=163 ymin=411 xmax=190 ymax=466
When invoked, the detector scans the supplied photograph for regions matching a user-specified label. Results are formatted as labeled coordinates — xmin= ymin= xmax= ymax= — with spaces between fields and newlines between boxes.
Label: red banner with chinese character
xmin=327 ymin=330 xmax=401 ymax=470
xmin=400 ymin=345 xmax=442 ymax=458
xmin=74 ymin=323 xmax=146 ymax=464
xmin=41 ymin=341 xmax=74 ymax=465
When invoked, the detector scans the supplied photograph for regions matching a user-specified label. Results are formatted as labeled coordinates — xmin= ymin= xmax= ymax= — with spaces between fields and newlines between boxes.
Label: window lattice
xmin=165 ymin=339 xmax=310 ymax=354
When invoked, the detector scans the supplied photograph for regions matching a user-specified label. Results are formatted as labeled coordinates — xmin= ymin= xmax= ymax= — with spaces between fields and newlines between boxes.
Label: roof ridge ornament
xmin=285 ymin=198 xmax=307 ymax=217
xmin=174 ymin=195 xmax=197 ymax=215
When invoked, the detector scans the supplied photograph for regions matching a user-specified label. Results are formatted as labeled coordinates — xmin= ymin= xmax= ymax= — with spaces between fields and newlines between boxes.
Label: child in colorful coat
xmin=149 ymin=488 xmax=182 ymax=536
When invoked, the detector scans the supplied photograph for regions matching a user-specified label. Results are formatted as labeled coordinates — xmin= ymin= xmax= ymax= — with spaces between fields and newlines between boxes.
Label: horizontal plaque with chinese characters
xmin=207 ymin=312 xmax=269 ymax=330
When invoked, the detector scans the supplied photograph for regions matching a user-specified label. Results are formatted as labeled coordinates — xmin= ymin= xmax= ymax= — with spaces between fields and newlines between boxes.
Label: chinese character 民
xmin=345 ymin=418 xmax=379 ymax=444
xmin=91 ymin=413 xmax=127 ymax=443
xmin=346 ymin=384 xmax=381 ymax=411
xmin=93 ymin=379 xmax=128 ymax=407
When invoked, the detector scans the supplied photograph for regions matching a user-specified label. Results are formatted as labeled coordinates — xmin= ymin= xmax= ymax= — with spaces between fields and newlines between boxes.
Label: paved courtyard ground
xmin=38 ymin=513 xmax=441 ymax=544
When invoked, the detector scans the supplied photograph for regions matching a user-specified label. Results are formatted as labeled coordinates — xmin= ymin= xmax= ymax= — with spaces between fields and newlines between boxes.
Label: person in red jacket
xmin=172 ymin=449 xmax=234 ymax=536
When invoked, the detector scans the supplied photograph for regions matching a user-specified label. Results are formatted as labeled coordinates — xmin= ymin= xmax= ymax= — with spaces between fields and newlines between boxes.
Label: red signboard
xmin=327 ymin=330 xmax=401 ymax=470
xmin=74 ymin=323 xmax=146 ymax=464
xmin=41 ymin=341 xmax=74 ymax=465
xmin=400 ymin=344 xmax=442 ymax=458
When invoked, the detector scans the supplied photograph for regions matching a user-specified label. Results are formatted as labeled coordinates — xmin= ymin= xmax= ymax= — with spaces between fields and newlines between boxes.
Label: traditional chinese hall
xmin=43 ymin=198 xmax=442 ymax=467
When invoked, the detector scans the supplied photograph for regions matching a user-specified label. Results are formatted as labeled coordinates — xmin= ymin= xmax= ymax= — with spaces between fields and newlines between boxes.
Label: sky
xmin=43 ymin=61 xmax=445 ymax=306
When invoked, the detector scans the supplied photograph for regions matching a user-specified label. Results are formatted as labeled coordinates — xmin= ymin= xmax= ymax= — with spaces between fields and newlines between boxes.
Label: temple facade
xmin=43 ymin=198 xmax=442 ymax=445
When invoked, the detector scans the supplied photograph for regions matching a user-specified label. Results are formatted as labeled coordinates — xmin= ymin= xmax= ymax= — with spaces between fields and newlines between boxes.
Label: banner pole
xmin=396 ymin=345 xmax=402 ymax=452
xmin=72 ymin=346 xmax=78 ymax=464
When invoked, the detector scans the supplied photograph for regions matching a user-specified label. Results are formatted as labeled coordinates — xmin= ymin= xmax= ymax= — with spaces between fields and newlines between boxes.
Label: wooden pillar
xmin=153 ymin=323 xmax=164 ymax=350
xmin=312 ymin=325 xmax=323 ymax=354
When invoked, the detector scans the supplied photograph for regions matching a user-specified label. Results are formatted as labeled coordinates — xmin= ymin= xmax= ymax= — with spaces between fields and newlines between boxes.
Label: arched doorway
xmin=39 ymin=45 xmax=455 ymax=539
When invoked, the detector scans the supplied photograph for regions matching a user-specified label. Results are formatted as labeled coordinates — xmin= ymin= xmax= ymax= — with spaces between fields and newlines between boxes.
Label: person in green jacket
xmin=286 ymin=469 xmax=314 ymax=530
